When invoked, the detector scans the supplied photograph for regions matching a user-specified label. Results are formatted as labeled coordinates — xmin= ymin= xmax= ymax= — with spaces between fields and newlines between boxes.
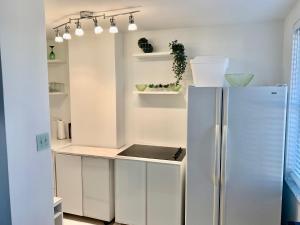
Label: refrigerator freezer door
xmin=186 ymin=87 xmax=222 ymax=225
xmin=220 ymin=87 xmax=287 ymax=225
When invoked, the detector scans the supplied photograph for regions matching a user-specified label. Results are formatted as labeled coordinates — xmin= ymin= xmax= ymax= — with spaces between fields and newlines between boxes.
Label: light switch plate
xmin=36 ymin=133 xmax=50 ymax=151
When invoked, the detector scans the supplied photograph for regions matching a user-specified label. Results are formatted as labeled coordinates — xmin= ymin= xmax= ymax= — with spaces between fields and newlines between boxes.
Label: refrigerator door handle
xmin=212 ymin=123 xmax=221 ymax=225
xmin=213 ymin=88 xmax=222 ymax=225
xmin=213 ymin=124 xmax=221 ymax=185
xmin=220 ymin=124 xmax=228 ymax=225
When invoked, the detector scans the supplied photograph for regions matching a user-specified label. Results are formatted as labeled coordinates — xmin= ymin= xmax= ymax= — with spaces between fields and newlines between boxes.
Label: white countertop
xmin=53 ymin=145 xmax=125 ymax=159
xmin=51 ymin=139 xmax=72 ymax=150
xmin=52 ymin=142 xmax=185 ymax=164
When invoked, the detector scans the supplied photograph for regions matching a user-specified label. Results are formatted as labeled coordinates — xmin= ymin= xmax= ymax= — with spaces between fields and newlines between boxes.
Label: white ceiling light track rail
xmin=53 ymin=9 xmax=140 ymax=43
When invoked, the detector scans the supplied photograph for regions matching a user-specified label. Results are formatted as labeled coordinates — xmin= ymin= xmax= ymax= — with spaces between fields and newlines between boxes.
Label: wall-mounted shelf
xmin=48 ymin=60 xmax=65 ymax=64
xmin=49 ymin=92 xmax=67 ymax=96
xmin=133 ymin=52 xmax=171 ymax=59
xmin=133 ymin=91 xmax=181 ymax=95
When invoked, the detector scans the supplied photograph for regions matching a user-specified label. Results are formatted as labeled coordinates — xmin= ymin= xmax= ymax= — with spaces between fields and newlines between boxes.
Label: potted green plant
xmin=169 ymin=40 xmax=187 ymax=90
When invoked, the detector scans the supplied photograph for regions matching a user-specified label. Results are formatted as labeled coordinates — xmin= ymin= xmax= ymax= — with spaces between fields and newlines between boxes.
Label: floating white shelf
xmin=133 ymin=91 xmax=181 ymax=95
xmin=48 ymin=60 xmax=65 ymax=64
xmin=133 ymin=52 xmax=171 ymax=59
xmin=49 ymin=92 xmax=67 ymax=96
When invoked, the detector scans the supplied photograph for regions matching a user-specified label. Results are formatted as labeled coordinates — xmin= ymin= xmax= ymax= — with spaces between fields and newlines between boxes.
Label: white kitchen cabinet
xmin=56 ymin=154 xmax=83 ymax=215
xmin=55 ymin=150 xmax=116 ymax=222
xmin=115 ymin=159 xmax=185 ymax=225
xmin=69 ymin=33 xmax=124 ymax=148
xmin=115 ymin=159 xmax=147 ymax=225
xmin=82 ymin=157 xmax=114 ymax=221
xmin=147 ymin=162 xmax=184 ymax=225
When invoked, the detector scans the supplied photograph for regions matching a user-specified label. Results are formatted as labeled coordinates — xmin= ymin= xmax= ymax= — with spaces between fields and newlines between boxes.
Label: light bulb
xmin=94 ymin=26 xmax=103 ymax=34
xmin=63 ymin=25 xmax=71 ymax=40
xmin=54 ymin=30 xmax=63 ymax=43
xmin=109 ymin=26 xmax=118 ymax=34
xmin=128 ymin=14 xmax=137 ymax=31
xmin=75 ymin=28 xmax=84 ymax=36
xmin=128 ymin=23 xmax=137 ymax=31
xmin=75 ymin=20 xmax=84 ymax=36
xmin=55 ymin=36 xmax=64 ymax=43
xmin=109 ymin=18 xmax=118 ymax=34
xmin=63 ymin=32 xmax=71 ymax=40
xmin=93 ymin=18 xmax=103 ymax=34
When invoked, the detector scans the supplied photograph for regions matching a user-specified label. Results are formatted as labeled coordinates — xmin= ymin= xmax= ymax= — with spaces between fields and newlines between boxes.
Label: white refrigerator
xmin=186 ymin=86 xmax=287 ymax=225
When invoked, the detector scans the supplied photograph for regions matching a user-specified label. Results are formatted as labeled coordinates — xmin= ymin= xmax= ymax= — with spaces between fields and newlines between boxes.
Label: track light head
xmin=128 ymin=14 xmax=137 ymax=31
xmin=55 ymin=29 xmax=64 ymax=43
xmin=63 ymin=25 xmax=71 ymax=40
xmin=109 ymin=17 xmax=118 ymax=34
xmin=75 ymin=20 xmax=84 ymax=36
xmin=93 ymin=18 xmax=103 ymax=34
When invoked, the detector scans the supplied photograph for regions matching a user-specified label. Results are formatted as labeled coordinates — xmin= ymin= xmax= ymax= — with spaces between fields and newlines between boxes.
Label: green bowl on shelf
xmin=225 ymin=73 xmax=254 ymax=87
xmin=135 ymin=84 xmax=148 ymax=91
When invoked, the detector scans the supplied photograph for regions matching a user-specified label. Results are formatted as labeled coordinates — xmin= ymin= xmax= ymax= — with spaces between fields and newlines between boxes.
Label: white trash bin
xmin=190 ymin=56 xmax=229 ymax=87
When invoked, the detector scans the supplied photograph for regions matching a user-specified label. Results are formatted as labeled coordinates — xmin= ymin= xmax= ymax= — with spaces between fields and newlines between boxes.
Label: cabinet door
xmin=56 ymin=154 xmax=83 ymax=215
xmin=147 ymin=163 xmax=183 ymax=225
xmin=115 ymin=159 xmax=146 ymax=225
xmin=82 ymin=157 xmax=114 ymax=221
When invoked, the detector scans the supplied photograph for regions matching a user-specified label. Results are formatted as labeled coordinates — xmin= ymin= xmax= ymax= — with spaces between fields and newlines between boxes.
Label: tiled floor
xmin=63 ymin=214 xmax=120 ymax=225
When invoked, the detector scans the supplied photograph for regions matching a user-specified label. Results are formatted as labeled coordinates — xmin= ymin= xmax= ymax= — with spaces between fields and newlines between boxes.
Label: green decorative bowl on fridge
xmin=225 ymin=73 xmax=254 ymax=87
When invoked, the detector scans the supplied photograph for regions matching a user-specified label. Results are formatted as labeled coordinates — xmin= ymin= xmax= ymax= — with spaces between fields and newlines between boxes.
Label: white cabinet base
xmin=82 ymin=157 xmax=115 ymax=222
xmin=55 ymin=153 xmax=115 ymax=222
xmin=56 ymin=154 xmax=83 ymax=215
xmin=115 ymin=159 xmax=147 ymax=225
xmin=147 ymin=162 xmax=184 ymax=225
xmin=115 ymin=159 xmax=185 ymax=225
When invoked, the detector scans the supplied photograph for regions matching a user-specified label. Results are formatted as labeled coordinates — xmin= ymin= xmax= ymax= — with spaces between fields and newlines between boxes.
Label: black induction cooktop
xmin=118 ymin=144 xmax=186 ymax=162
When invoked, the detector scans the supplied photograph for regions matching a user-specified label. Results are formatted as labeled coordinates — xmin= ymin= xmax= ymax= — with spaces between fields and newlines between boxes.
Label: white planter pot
xmin=190 ymin=56 xmax=229 ymax=87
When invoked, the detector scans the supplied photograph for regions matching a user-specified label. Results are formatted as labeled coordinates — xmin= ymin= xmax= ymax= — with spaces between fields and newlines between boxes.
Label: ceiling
xmin=45 ymin=0 xmax=296 ymax=36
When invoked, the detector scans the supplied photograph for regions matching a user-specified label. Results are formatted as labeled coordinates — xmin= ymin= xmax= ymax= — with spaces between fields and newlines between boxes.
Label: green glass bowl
xmin=225 ymin=74 xmax=254 ymax=87
xmin=136 ymin=84 xmax=148 ymax=91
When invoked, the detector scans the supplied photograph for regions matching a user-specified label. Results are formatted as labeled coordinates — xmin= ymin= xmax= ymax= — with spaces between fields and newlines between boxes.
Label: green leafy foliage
xmin=148 ymin=83 xmax=176 ymax=88
xmin=169 ymin=40 xmax=187 ymax=85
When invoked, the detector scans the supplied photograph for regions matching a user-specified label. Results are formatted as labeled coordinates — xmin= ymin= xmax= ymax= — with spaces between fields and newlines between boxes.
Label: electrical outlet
xmin=36 ymin=133 xmax=50 ymax=151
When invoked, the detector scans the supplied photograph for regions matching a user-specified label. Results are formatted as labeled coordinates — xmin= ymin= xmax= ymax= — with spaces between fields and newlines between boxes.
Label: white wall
xmin=68 ymin=33 xmax=124 ymax=148
xmin=124 ymin=22 xmax=284 ymax=147
xmin=0 ymin=0 xmax=54 ymax=224
xmin=47 ymin=41 xmax=71 ymax=141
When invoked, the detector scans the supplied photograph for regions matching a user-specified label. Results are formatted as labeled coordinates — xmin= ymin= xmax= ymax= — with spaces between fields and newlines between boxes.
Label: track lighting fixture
xmin=128 ymin=14 xmax=137 ymax=31
xmin=63 ymin=25 xmax=71 ymax=40
xmin=53 ymin=9 xmax=140 ymax=41
xmin=93 ymin=18 xmax=103 ymax=34
xmin=55 ymin=29 xmax=63 ymax=43
xmin=75 ymin=20 xmax=84 ymax=36
xmin=109 ymin=17 xmax=118 ymax=34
